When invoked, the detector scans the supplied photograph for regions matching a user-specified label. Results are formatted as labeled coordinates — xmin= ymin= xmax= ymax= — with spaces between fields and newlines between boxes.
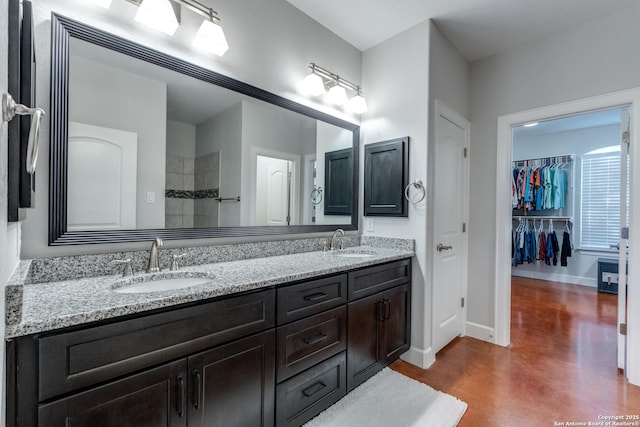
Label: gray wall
xmin=196 ymin=103 xmax=242 ymax=227
xmin=360 ymin=20 xmax=469 ymax=366
xmin=1 ymin=0 xmax=19 ymax=419
xmin=69 ymin=55 xmax=167 ymax=229
xmin=468 ymin=3 xmax=640 ymax=328
xmin=21 ymin=0 xmax=362 ymax=258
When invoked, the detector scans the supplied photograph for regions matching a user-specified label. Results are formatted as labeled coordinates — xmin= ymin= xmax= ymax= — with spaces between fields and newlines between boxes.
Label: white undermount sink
xmin=112 ymin=273 xmax=214 ymax=293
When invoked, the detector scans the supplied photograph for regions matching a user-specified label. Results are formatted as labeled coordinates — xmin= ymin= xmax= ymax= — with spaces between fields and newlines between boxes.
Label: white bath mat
xmin=303 ymin=367 xmax=467 ymax=427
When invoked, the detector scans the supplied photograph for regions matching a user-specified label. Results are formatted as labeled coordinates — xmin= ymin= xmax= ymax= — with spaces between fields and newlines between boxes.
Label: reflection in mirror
xmin=67 ymin=38 xmax=352 ymax=230
xmin=49 ymin=14 xmax=359 ymax=244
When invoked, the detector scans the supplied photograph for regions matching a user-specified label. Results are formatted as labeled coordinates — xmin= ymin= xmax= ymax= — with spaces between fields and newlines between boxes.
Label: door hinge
xmin=461 ymin=297 xmax=465 ymax=308
xmin=463 ymin=147 xmax=468 ymax=158
xmin=620 ymin=323 xmax=627 ymax=336
xmin=621 ymin=227 xmax=629 ymax=239
xmin=623 ymin=130 xmax=630 ymax=145
xmin=462 ymin=223 xmax=466 ymax=233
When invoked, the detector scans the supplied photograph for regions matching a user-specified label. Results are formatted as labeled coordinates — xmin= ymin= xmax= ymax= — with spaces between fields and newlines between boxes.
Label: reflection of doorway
xmin=256 ymin=155 xmax=293 ymax=226
xmin=68 ymin=122 xmax=138 ymax=231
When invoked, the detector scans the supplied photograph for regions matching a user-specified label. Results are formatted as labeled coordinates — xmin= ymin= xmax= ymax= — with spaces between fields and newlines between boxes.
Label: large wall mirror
xmin=49 ymin=14 xmax=359 ymax=245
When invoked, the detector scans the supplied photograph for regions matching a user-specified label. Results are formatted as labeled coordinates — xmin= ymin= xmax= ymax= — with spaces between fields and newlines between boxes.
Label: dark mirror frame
xmin=49 ymin=13 xmax=359 ymax=245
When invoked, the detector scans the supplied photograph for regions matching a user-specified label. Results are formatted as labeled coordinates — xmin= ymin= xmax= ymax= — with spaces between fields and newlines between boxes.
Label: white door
xmin=256 ymin=155 xmax=291 ymax=226
xmin=67 ymin=122 xmax=137 ymax=231
xmin=432 ymin=101 xmax=469 ymax=354
xmin=618 ymin=109 xmax=631 ymax=370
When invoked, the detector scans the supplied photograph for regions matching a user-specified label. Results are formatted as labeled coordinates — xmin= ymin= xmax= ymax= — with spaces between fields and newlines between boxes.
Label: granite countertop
xmin=5 ymin=245 xmax=414 ymax=338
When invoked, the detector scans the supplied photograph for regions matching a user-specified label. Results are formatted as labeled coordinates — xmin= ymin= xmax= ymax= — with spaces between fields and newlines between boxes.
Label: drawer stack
xmin=275 ymin=275 xmax=348 ymax=427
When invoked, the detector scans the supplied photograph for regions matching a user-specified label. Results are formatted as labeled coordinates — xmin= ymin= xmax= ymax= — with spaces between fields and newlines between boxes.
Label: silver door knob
xmin=437 ymin=243 xmax=452 ymax=252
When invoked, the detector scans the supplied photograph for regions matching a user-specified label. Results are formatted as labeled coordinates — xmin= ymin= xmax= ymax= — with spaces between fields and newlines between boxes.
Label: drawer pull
xmin=303 ymin=332 xmax=328 ymax=345
xmin=302 ymin=381 xmax=327 ymax=397
xmin=176 ymin=376 xmax=185 ymax=417
xmin=303 ymin=292 xmax=328 ymax=302
xmin=192 ymin=369 xmax=201 ymax=409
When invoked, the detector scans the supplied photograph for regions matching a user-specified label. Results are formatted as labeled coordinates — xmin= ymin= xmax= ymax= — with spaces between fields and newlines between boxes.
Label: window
xmin=580 ymin=147 xmax=629 ymax=249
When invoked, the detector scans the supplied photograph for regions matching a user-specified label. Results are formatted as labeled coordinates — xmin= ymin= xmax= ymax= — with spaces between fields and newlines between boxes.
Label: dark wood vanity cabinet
xmin=8 ymin=290 xmax=276 ymax=427
xmin=346 ymin=261 xmax=411 ymax=392
xmin=7 ymin=258 xmax=411 ymax=427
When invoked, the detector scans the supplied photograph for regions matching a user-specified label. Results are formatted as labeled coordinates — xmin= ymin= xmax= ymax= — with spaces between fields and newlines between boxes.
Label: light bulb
xmin=193 ymin=19 xmax=229 ymax=56
xmin=327 ymin=85 xmax=348 ymax=106
xmin=348 ymin=94 xmax=368 ymax=114
xmin=302 ymin=73 xmax=326 ymax=96
xmin=135 ymin=0 xmax=179 ymax=36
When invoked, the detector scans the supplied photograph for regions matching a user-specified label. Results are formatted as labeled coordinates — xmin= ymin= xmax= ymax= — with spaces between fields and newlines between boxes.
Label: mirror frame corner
xmin=49 ymin=13 xmax=359 ymax=245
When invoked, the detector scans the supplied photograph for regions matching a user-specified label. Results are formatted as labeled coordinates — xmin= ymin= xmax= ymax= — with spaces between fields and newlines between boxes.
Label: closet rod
xmin=512 ymin=154 xmax=574 ymax=167
xmin=512 ymin=215 xmax=573 ymax=221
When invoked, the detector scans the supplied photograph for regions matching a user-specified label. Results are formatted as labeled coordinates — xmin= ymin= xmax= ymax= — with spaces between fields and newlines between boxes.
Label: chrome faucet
xmin=330 ymin=228 xmax=345 ymax=251
xmin=146 ymin=237 xmax=164 ymax=273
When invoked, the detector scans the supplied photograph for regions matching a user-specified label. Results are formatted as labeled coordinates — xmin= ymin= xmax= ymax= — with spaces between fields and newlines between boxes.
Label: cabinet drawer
xmin=277 ymin=274 xmax=347 ymax=324
xmin=348 ymin=259 xmax=410 ymax=300
xmin=277 ymin=306 xmax=346 ymax=382
xmin=38 ymin=290 xmax=275 ymax=401
xmin=276 ymin=351 xmax=346 ymax=427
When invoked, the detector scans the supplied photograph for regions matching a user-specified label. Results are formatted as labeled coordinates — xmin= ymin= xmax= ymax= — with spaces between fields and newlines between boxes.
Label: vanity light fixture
xmin=347 ymin=87 xmax=368 ymax=115
xmin=134 ymin=0 xmax=180 ymax=36
xmin=192 ymin=10 xmax=229 ymax=56
xmin=303 ymin=63 xmax=368 ymax=113
xmin=127 ymin=0 xmax=229 ymax=56
xmin=327 ymin=83 xmax=348 ymax=106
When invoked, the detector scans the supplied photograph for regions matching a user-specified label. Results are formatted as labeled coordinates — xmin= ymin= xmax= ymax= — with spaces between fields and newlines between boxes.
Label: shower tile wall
xmin=165 ymin=156 xmax=195 ymax=228
xmin=194 ymin=152 xmax=220 ymax=228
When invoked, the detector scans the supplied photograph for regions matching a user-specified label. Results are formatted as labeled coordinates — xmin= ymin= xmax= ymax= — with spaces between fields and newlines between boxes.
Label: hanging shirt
xmin=561 ymin=231 xmax=572 ymax=266
xmin=553 ymin=168 xmax=567 ymax=209
xmin=544 ymin=168 xmax=555 ymax=209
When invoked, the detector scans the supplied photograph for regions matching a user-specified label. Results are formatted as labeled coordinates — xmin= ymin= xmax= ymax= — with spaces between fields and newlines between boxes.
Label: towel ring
xmin=404 ymin=179 xmax=426 ymax=203
xmin=311 ymin=186 xmax=323 ymax=205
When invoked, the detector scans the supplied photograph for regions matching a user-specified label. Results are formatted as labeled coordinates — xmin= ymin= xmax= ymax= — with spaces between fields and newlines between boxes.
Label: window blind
xmin=580 ymin=153 xmax=625 ymax=249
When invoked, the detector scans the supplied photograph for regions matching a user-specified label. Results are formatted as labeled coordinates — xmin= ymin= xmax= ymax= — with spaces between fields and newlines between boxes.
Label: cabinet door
xmin=346 ymin=293 xmax=383 ymax=392
xmin=38 ymin=359 xmax=188 ymax=427
xmin=381 ymin=283 xmax=411 ymax=364
xmin=188 ymin=330 xmax=275 ymax=427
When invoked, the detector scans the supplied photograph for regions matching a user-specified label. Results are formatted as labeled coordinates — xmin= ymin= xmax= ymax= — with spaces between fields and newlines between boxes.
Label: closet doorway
xmin=494 ymin=88 xmax=640 ymax=385
xmin=510 ymin=107 xmax=629 ymax=371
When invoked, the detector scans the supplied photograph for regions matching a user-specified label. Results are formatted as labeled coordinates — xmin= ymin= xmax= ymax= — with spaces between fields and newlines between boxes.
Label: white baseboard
xmin=465 ymin=321 xmax=496 ymax=344
xmin=400 ymin=346 xmax=435 ymax=369
xmin=511 ymin=270 xmax=596 ymax=287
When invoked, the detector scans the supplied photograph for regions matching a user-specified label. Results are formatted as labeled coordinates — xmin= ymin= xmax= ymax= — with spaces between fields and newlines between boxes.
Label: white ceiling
xmin=286 ymin=0 xmax=639 ymax=61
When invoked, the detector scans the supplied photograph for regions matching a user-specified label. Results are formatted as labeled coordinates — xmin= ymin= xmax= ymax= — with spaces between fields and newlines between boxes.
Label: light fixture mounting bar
xmin=125 ymin=0 xmax=220 ymax=22
xmin=310 ymin=63 xmax=361 ymax=93
xmin=179 ymin=0 xmax=220 ymax=22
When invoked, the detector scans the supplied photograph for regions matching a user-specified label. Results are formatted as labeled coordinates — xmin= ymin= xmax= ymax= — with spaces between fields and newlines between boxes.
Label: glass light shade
xmin=302 ymin=73 xmax=326 ymax=96
xmin=193 ymin=19 xmax=229 ymax=57
xmin=348 ymin=94 xmax=368 ymax=114
xmin=88 ymin=0 xmax=112 ymax=8
xmin=327 ymin=85 xmax=348 ymax=106
xmin=135 ymin=0 xmax=179 ymax=36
